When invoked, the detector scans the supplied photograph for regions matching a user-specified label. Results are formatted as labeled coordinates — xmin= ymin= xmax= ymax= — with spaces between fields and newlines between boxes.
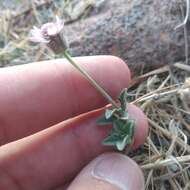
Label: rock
xmin=64 ymin=0 xmax=189 ymax=74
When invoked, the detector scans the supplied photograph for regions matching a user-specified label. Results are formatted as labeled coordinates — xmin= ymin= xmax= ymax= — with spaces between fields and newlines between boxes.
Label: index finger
xmin=0 ymin=104 xmax=148 ymax=190
xmin=0 ymin=56 xmax=131 ymax=144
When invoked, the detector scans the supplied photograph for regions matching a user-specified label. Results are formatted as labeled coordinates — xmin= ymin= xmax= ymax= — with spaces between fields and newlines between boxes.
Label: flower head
xmin=29 ymin=16 xmax=67 ymax=53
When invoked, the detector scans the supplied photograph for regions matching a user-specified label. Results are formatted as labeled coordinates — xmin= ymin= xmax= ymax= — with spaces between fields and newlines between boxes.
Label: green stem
xmin=63 ymin=51 xmax=118 ymax=108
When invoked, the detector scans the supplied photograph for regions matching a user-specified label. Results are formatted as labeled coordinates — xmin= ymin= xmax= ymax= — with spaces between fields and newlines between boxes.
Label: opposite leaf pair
xmin=97 ymin=89 xmax=135 ymax=151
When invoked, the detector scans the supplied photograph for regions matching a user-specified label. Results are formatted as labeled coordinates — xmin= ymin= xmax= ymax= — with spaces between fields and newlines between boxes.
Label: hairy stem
xmin=63 ymin=51 xmax=118 ymax=108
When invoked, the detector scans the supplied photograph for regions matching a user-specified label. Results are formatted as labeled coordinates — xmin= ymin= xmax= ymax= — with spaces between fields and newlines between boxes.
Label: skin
xmin=0 ymin=56 xmax=148 ymax=190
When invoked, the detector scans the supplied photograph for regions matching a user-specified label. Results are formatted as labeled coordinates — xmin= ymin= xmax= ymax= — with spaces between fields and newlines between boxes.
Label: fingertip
xmin=68 ymin=153 xmax=144 ymax=190
xmin=102 ymin=55 xmax=131 ymax=87
xmin=77 ymin=55 xmax=131 ymax=96
xmin=127 ymin=104 xmax=149 ymax=149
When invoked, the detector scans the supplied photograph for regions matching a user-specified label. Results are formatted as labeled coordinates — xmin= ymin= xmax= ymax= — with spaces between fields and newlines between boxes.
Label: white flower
xmin=29 ymin=16 xmax=64 ymax=43
xmin=29 ymin=26 xmax=49 ymax=43
xmin=29 ymin=16 xmax=67 ymax=53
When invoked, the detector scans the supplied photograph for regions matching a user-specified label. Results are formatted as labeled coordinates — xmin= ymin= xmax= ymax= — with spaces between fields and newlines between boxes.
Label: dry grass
xmin=0 ymin=0 xmax=190 ymax=189
xmin=128 ymin=63 xmax=190 ymax=189
xmin=0 ymin=0 xmax=95 ymax=67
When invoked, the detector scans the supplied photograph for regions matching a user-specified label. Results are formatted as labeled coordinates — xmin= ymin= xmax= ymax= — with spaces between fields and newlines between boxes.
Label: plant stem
xmin=141 ymin=154 xmax=190 ymax=170
xmin=63 ymin=51 xmax=118 ymax=108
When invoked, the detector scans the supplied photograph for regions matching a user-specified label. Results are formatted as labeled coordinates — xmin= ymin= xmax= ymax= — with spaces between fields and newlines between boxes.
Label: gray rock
xmin=64 ymin=0 xmax=189 ymax=74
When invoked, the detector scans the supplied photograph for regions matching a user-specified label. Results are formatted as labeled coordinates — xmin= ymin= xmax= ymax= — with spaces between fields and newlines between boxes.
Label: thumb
xmin=67 ymin=153 xmax=144 ymax=190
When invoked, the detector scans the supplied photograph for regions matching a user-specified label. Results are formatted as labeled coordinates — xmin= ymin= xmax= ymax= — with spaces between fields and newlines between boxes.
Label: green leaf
xmin=102 ymin=132 xmax=132 ymax=151
xmin=120 ymin=111 xmax=129 ymax=120
xmin=118 ymin=88 xmax=128 ymax=111
xmin=113 ymin=119 xmax=127 ymax=132
xmin=102 ymin=133 xmax=120 ymax=145
xmin=126 ymin=119 xmax=135 ymax=138
xmin=116 ymin=135 xmax=129 ymax=151
xmin=102 ymin=118 xmax=135 ymax=151
xmin=97 ymin=88 xmax=136 ymax=151
xmin=96 ymin=116 xmax=115 ymax=125
xmin=105 ymin=109 xmax=117 ymax=119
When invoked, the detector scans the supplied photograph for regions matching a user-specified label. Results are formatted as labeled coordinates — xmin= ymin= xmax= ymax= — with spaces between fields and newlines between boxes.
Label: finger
xmin=68 ymin=153 xmax=144 ymax=190
xmin=54 ymin=183 xmax=69 ymax=190
xmin=0 ymin=104 xmax=148 ymax=190
xmin=0 ymin=56 xmax=131 ymax=144
xmin=54 ymin=104 xmax=147 ymax=190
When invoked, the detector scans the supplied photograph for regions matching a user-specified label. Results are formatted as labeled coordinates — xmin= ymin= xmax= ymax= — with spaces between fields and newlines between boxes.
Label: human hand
xmin=0 ymin=56 xmax=148 ymax=190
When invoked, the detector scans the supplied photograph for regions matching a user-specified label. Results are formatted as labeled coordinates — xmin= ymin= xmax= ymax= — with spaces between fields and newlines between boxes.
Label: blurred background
xmin=1 ymin=0 xmax=189 ymax=74
xmin=0 ymin=0 xmax=102 ymax=66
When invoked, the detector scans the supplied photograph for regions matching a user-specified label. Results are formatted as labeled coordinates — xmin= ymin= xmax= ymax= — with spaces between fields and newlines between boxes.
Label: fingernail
xmin=92 ymin=153 xmax=144 ymax=190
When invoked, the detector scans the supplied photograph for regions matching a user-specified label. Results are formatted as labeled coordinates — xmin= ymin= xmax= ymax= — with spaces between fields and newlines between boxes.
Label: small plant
xmin=97 ymin=89 xmax=135 ymax=151
xmin=29 ymin=16 xmax=135 ymax=151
